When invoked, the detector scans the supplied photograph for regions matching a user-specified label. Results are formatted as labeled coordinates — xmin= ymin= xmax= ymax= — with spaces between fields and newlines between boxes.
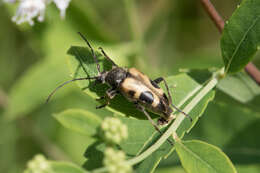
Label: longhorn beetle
xmin=47 ymin=32 xmax=192 ymax=145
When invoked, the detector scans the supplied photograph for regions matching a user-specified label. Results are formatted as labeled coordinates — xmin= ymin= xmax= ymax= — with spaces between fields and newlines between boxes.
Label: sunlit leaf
xmin=217 ymin=71 xmax=260 ymax=103
xmin=67 ymin=46 xmax=216 ymax=172
xmin=175 ymin=140 xmax=237 ymax=173
xmin=54 ymin=109 xmax=102 ymax=136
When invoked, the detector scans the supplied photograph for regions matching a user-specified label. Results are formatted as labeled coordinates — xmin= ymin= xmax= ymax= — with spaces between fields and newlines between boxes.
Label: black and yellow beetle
xmin=47 ymin=32 xmax=192 ymax=144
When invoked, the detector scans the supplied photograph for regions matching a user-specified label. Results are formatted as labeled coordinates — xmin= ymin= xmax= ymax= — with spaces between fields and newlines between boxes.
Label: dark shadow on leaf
xmin=67 ymin=46 xmax=158 ymax=120
xmin=186 ymin=69 xmax=212 ymax=85
xmin=83 ymin=141 xmax=105 ymax=170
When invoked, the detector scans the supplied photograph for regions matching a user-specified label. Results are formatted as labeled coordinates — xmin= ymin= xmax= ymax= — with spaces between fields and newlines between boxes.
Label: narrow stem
xmin=245 ymin=63 xmax=260 ymax=85
xmin=200 ymin=0 xmax=224 ymax=32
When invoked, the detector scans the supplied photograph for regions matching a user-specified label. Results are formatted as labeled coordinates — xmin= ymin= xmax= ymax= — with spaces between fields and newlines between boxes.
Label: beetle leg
xmin=96 ymin=96 xmax=105 ymax=101
xmin=135 ymin=103 xmax=174 ymax=146
xmin=106 ymin=88 xmax=118 ymax=99
xmin=153 ymin=77 xmax=163 ymax=84
xmin=96 ymin=103 xmax=108 ymax=109
xmin=157 ymin=117 xmax=169 ymax=125
xmin=96 ymin=88 xmax=118 ymax=109
xmin=159 ymin=78 xmax=193 ymax=122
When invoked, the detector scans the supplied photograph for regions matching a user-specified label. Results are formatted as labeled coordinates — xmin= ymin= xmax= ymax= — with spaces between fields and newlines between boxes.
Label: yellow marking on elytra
xmin=128 ymin=68 xmax=164 ymax=96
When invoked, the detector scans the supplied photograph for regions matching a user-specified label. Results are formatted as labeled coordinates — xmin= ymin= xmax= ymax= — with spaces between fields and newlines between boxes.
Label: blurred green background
xmin=1 ymin=0 xmax=260 ymax=172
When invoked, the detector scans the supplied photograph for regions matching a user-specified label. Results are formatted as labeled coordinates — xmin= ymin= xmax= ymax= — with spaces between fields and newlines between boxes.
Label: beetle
xmin=47 ymin=32 xmax=192 ymax=145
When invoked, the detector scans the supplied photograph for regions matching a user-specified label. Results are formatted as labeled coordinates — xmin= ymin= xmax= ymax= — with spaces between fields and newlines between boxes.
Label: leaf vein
xmin=226 ymin=16 xmax=260 ymax=72
xmin=179 ymin=142 xmax=218 ymax=173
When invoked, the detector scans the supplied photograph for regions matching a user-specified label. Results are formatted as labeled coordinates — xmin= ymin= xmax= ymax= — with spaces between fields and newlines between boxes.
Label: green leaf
xmin=188 ymin=100 xmax=260 ymax=149
xmin=67 ymin=46 xmax=215 ymax=122
xmin=83 ymin=142 xmax=106 ymax=170
xmin=67 ymin=45 xmax=156 ymax=119
xmin=134 ymin=90 xmax=215 ymax=173
xmin=49 ymin=161 xmax=88 ymax=173
xmin=54 ymin=109 xmax=102 ymax=136
xmin=156 ymin=166 xmax=186 ymax=173
xmin=221 ymin=0 xmax=260 ymax=73
xmin=119 ymin=116 xmax=157 ymax=155
xmin=175 ymin=140 xmax=237 ymax=173
xmin=124 ymin=74 xmax=214 ymax=172
xmin=5 ymin=59 xmax=70 ymax=119
xmin=224 ymin=119 xmax=260 ymax=164
xmin=134 ymin=148 xmax=166 ymax=173
xmin=217 ymin=71 xmax=260 ymax=103
xmin=118 ymin=73 xmax=214 ymax=155
xmin=68 ymin=45 xmax=216 ymax=172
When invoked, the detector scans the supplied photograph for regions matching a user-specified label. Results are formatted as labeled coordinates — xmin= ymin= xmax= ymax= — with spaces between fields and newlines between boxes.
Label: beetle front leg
xmin=153 ymin=77 xmax=163 ymax=84
xmin=96 ymin=88 xmax=118 ymax=109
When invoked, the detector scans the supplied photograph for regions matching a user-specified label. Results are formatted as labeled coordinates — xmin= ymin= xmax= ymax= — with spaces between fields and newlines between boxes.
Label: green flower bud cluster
xmin=104 ymin=147 xmax=132 ymax=173
xmin=101 ymin=117 xmax=128 ymax=144
xmin=24 ymin=154 xmax=53 ymax=173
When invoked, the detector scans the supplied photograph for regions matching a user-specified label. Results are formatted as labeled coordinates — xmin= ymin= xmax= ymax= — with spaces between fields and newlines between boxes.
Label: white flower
xmin=12 ymin=0 xmax=46 ymax=25
xmin=53 ymin=0 xmax=71 ymax=18
xmin=4 ymin=0 xmax=72 ymax=25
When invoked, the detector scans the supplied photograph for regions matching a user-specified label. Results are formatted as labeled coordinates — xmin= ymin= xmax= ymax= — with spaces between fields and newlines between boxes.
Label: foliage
xmin=1 ymin=0 xmax=260 ymax=173
xmin=221 ymin=0 xmax=260 ymax=74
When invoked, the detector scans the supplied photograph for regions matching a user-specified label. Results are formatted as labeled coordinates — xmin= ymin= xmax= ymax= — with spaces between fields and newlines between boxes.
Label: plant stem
xmin=245 ymin=63 xmax=260 ymax=85
xmin=200 ymin=0 xmax=224 ymax=32
xmin=200 ymin=0 xmax=260 ymax=85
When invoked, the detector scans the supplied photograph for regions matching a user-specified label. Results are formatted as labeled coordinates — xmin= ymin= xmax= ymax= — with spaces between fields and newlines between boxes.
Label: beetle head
xmin=105 ymin=67 xmax=128 ymax=88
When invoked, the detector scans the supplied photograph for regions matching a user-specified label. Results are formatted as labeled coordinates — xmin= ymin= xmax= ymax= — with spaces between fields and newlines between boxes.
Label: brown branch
xmin=200 ymin=0 xmax=224 ymax=32
xmin=244 ymin=63 xmax=260 ymax=84
xmin=200 ymin=0 xmax=260 ymax=85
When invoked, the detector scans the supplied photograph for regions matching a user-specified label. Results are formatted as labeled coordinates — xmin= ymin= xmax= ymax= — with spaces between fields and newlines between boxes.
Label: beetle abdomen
xmin=140 ymin=91 xmax=154 ymax=104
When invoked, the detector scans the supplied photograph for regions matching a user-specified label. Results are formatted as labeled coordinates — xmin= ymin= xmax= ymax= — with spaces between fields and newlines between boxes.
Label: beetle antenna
xmin=78 ymin=32 xmax=101 ymax=74
xmin=98 ymin=47 xmax=118 ymax=67
xmin=46 ymin=77 xmax=98 ymax=103
xmin=171 ymin=103 xmax=192 ymax=122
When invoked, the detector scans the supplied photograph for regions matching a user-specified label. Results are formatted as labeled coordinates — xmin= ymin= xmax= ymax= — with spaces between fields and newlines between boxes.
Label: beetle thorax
xmin=105 ymin=67 xmax=128 ymax=88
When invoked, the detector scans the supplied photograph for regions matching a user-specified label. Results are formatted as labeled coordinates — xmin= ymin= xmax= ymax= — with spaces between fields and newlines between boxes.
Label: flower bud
xmin=103 ymin=148 xmax=132 ymax=173
xmin=101 ymin=117 xmax=128 ymax=144
xmin=24 ymin=154 xmax=52 ymax=173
